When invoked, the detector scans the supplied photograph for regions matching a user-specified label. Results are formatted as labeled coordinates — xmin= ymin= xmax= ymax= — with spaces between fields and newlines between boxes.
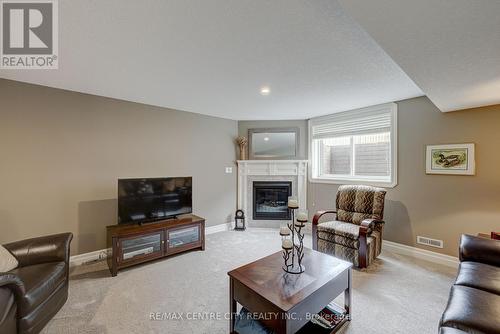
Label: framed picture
xmin=426 ymin=143 xmax=475 ymax=175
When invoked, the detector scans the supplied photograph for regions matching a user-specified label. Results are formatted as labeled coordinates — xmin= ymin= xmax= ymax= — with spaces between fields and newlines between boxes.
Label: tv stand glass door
xmin=166 ymin=223 xmax=201 ymax=255
xmin=119 ymin=231 xmax=164 ymax=264
xmin=107 ymin=215 xmax=205 ymax=276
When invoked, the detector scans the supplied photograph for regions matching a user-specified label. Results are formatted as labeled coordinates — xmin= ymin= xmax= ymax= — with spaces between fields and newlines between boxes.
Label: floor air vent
xmin=417 ymin=236 xmax=444 ymax=248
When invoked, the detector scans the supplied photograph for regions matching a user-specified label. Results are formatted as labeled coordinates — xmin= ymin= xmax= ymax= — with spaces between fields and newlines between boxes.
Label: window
xmin=309 ymin=103 xmax=397 ymax=187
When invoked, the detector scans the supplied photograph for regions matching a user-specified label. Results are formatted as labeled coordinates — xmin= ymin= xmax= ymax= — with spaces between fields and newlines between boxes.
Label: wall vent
xmin=417 ymin=236 xmax=444 ymax=248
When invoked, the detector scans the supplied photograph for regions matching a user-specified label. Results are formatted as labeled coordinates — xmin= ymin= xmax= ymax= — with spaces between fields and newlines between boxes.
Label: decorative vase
xmin=236 ymin=136 xmax=248 ymax=160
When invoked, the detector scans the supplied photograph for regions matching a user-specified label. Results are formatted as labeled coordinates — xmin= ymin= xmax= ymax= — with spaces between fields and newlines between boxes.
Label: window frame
xmin=308 ymin=103 xmax=398 ymax=188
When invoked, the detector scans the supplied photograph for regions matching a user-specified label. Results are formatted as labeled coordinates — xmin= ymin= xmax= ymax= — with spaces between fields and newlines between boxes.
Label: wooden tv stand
xmin=106 ymin=214 xmax=205 ymax=276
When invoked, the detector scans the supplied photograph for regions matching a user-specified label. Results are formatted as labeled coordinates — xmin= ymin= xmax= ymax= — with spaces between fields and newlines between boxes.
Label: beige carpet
xmin=42 ymin=229 xmax=456 ymax=334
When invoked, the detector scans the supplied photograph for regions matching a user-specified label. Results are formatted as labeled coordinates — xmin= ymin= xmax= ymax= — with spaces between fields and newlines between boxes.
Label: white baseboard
xmin=71 ymin=227 xmax=458 ymax=269
xmin=70 ymin=222 xmax=234 ymax=267
xmin=205 ymin=222 xmax=232 ymax=234
xmin=383 ymin=240 xmax=459 ymax=268
xmin=70 ymin=249 xmax=107 ymax=267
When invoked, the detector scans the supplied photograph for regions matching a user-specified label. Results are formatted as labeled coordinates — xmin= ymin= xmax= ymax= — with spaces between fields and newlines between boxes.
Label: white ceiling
xmin=0 ymin=0 xmax=422 ymax=120
xmin=338 ymin=0 xmax=500 ymax=112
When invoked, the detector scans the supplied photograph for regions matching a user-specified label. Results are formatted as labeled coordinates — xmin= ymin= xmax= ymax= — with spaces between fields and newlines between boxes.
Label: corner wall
xmin=309 ymin=97 xmax=500 ymax=256
xmin=0 ymin=79 xmax=238 ymax=255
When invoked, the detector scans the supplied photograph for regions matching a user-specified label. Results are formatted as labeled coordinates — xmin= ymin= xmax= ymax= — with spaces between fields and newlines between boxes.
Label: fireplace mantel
xmin=237 ymin=160 xmax=308 ymax=226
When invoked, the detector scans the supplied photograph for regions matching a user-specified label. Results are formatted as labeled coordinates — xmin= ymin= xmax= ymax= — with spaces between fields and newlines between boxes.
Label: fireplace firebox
xmin=253 ymin=181 xmax=292 ymax=220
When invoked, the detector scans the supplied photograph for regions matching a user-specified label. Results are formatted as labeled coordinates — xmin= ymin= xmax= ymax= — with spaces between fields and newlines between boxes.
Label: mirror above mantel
xmin=248 ymin=127 xmax=300 ymax=160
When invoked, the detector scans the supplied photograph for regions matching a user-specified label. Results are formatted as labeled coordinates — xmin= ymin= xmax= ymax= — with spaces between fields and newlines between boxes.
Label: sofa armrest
xmin=459 ymin=234 xmax=500 ymax=267
xmin=3 ymin=233 xmax=73 ymax=267
xmin=0 ymin=273 xmax=25 ymax=298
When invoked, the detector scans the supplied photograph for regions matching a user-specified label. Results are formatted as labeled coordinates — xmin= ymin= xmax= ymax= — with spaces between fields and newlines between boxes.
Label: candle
xmin=288 ymin=198 xmax=299 ymax=209
xmin=280 ymin=226 xmax=290 ymax=236
xmin=296 ymin=212 xmax=308 ymax=222
xmin=282 ymin=239 xmax=293 ymax=250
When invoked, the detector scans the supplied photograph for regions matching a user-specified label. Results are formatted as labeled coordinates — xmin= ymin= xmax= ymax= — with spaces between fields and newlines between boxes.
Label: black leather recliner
xmin=0 ymin=233 xmax=73 ymax=334
xmin=439 ymin=234 xmax=500 ymax=334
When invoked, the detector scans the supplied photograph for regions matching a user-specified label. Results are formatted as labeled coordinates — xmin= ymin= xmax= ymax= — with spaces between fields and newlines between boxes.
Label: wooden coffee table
xmin=228 ymin=248 xmax=352 ymax=334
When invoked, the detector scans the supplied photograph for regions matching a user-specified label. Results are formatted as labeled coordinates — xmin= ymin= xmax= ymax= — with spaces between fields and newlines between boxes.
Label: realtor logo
xmin=1 ymin=0 xmax=58 ymax=69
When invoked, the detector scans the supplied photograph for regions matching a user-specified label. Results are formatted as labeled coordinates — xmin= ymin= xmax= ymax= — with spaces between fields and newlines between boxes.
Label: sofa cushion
xmin=10 ymin=261 xmax=66 ymax=316
xmin=455 ymin=261 xmax=500 ymax=295
xmin=317 ymin=231 xmax=381 ymax=267
xmin=317 ymin=221 xmax=382 ymax=253
xmin=439 ymin=327 xmax=470 ymax=334
xmin=18 ymin=281 xmax=68 ymax=334
xmin=459 ymin=235 xmax=500 ymax=267
xmin=317 ymin=220 xmax=360 ymax=240
xmin=0 ymin=245 xmax=18 ymax=272
xmin=440 ymin=285 xmax=500 ymax=334
xmin=317 ymin=230 xmax=360 ymax=249
xmin=336 ymin=185 xmax=386 ymax=225
xmin=0 ymin=287 xmax=16 ymax=334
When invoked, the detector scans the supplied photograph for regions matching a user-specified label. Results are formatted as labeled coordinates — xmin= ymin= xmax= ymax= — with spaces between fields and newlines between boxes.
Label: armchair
xmin=312 ymin=185 xmax=386 ymax=268
xmin=0 ymin=233 xmax=73 ymax=334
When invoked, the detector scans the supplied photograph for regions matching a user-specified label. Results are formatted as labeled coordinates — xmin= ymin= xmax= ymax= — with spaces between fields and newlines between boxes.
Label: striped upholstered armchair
xmin=312 ymin=185 xmax=387 ymax=268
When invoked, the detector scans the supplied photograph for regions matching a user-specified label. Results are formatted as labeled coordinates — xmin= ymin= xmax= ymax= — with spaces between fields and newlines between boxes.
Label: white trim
xmin=308 ymin=103 xmax=398 ymax=188
xmin=70 ymin=249 xmax=107 ymax=267
xmin=308 ymin=178 xmax=397 ymax=188
xmin=206 ymin=222 xmax=232 ymax=234
xmin=237 ymin=160 xmax=308 ymax=227
xmin=236 ymin=160 xmax=308 ymax=163
xmin=382 ymin=240 xmax=459 ymax=268
xmin=69 ymin=222 xmax=233 ymax=267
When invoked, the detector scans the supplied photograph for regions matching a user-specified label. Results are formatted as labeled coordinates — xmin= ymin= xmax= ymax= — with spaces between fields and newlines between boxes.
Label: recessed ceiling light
xmin=260 ymin=86 xmax=271 ymax=96
xmin=264 ymin=137 xmax=270 ymax=141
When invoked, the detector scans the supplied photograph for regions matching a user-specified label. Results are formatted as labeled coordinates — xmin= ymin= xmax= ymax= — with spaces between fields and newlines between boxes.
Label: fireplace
xmin=237 ymin=160 xmax=307 ymax=227
xmin=253 ymin=181 xmax=292 ymax=220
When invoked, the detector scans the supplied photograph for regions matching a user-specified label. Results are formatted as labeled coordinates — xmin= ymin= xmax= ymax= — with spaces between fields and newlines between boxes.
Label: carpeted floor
xmin=42 ymin=229 xmax=457 ymax=334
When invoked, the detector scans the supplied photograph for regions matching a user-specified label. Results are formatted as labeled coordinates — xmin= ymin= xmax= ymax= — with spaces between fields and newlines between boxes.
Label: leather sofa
xmin=0 ymin=233 xmax=73 ymax=334
xmin=439 ymin=234 xmax=500 ymax=334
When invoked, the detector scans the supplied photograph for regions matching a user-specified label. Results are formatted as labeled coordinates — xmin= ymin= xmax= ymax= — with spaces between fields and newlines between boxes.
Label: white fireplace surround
xmin=237 ymin=160 xmax=308 ymax=227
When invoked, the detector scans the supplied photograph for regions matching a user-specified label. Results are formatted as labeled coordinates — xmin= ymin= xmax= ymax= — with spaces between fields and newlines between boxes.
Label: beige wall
xmin=309 ymin=97 xmax=500 ymax=256
xmin=2 ymin=79 xmax=498 ymax=258
xmin=0 ymin=79 xmax=238 ymax=255
xmin=238 ymin=120 xmax=308 ymax=159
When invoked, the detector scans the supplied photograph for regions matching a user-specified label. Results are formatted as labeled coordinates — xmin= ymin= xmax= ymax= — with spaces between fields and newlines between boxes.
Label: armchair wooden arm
xmin=358 ymin=219 xmax=384 ymax=268
xmin=312 ymin=210 xmax=337 ymax=250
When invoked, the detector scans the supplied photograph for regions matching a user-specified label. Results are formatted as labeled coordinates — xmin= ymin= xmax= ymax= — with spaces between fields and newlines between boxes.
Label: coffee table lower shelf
xmin=228 ymin=249 xmax=353 ymax=334
xmin=234 ymin=302 xmax=350 ymax=334
xmin=296 ymin=302 xmax=350 ymax=334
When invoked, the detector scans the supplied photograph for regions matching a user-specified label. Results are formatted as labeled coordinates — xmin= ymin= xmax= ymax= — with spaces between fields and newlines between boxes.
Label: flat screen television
xmin=118 ymin=177 xmax=192 ymax=224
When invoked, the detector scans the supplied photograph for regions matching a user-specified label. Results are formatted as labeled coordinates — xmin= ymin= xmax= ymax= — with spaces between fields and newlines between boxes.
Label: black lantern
xmin=234 ymin=210 xmax=246 ymax=230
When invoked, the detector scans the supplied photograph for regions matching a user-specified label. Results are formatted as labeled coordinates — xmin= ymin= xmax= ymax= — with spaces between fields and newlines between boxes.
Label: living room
xmin=0 ymin=1 xmax=499 ymax=334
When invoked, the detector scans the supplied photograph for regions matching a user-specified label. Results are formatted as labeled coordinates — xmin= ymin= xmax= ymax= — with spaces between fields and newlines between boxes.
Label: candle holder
xmin=281 ymin=198 xmax=306 ymax=274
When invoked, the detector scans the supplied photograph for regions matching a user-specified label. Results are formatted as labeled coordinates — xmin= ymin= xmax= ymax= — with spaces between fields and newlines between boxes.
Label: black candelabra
xmin=281 ymin=199 xmax=307 ymax=274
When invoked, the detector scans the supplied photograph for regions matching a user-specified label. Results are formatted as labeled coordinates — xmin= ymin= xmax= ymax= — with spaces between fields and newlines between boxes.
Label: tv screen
xmin=118 ymin=177 xmax=192 ymax=224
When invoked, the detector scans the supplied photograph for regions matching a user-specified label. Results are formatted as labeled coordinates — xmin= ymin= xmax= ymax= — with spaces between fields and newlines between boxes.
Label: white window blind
xmin=311 ymin=107 xmax=392 ymax=139
xmin=309 ymin=103 xmax=397 ymax=187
